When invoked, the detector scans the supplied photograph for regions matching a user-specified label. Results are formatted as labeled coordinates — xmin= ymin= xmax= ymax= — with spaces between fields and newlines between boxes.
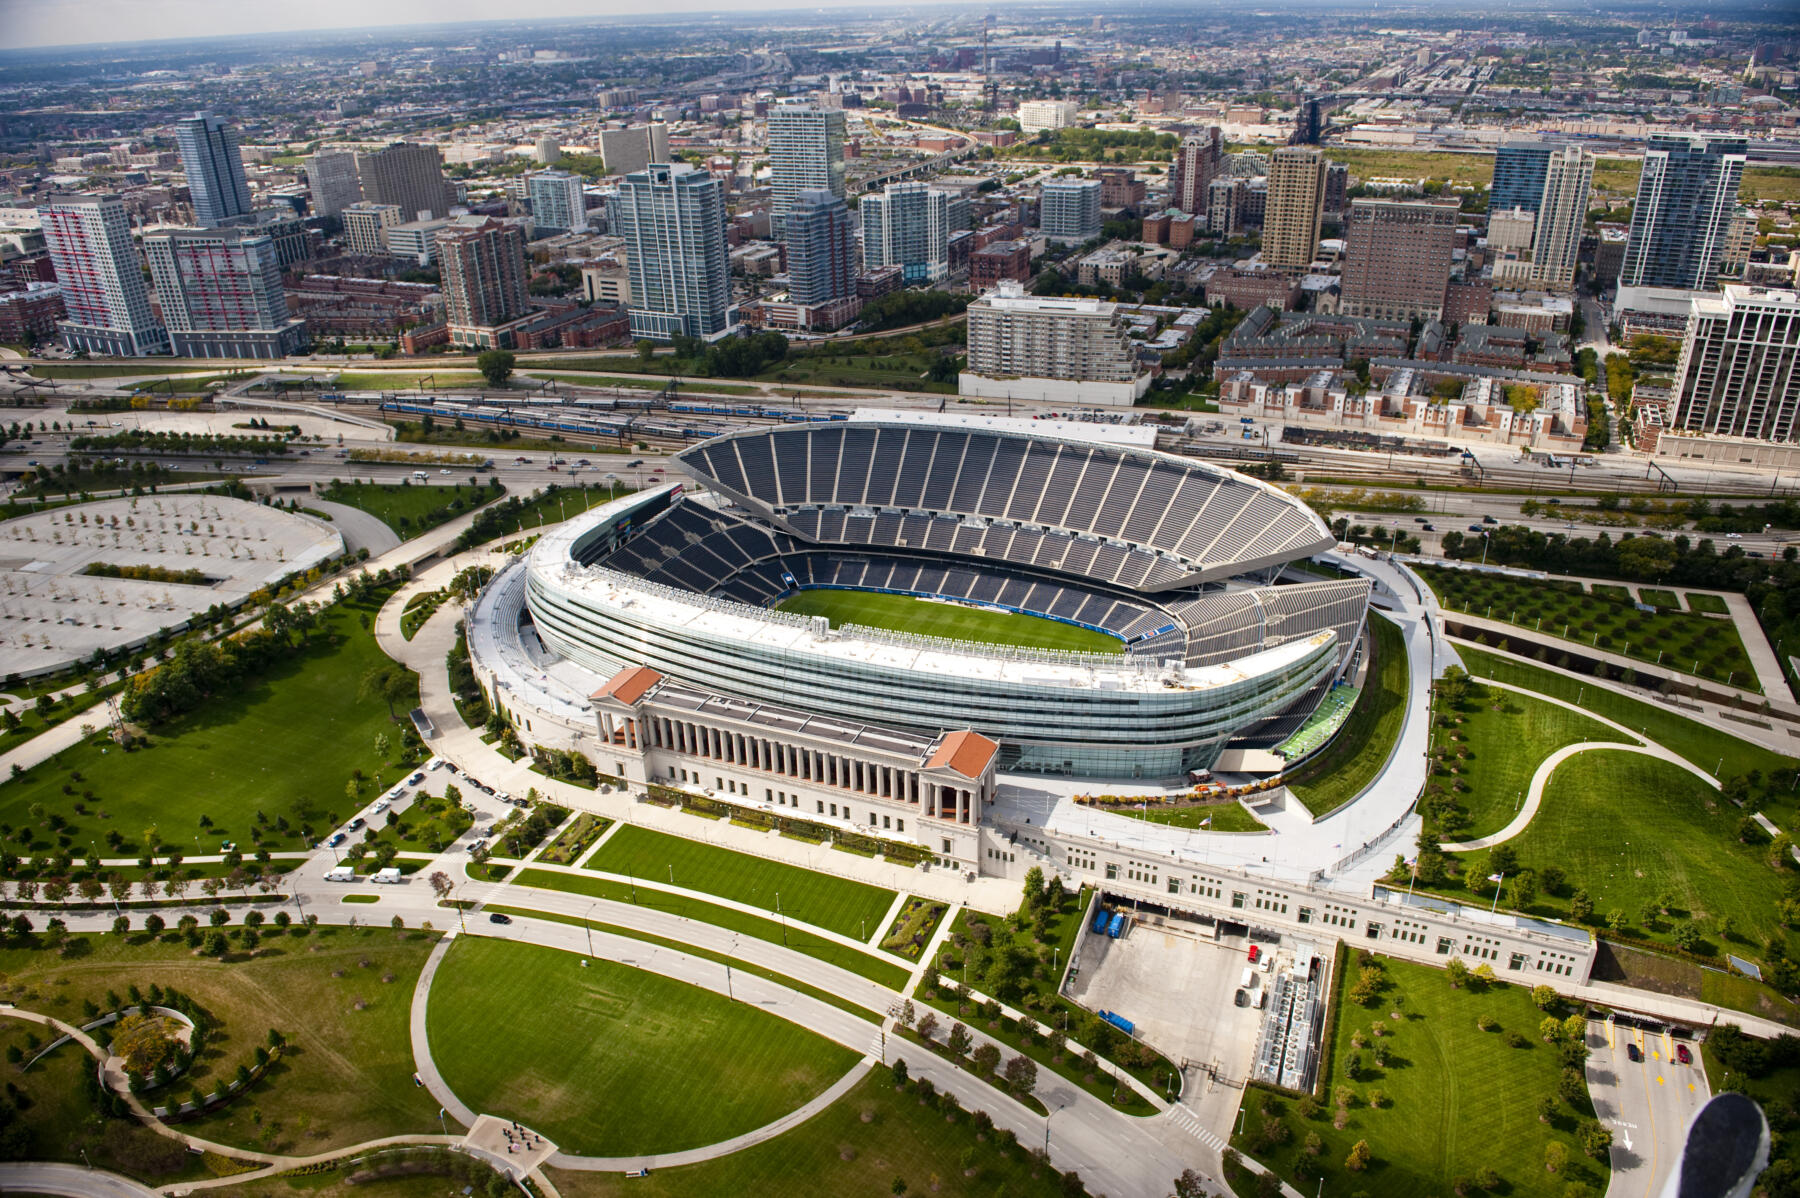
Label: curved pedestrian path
xmin=1439 ymin=676 xmax=1719 ymax=852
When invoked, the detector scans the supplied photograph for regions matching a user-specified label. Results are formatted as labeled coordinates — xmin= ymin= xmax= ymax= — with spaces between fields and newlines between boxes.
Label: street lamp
xmin=584 ymin=901 xmax=596 ymax=958
xmin=1045 ymin=1100 xmax=1066 ymax=1156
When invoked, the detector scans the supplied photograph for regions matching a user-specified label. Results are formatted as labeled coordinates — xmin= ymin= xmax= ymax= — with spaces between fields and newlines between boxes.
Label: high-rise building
xmin=1263 ymin=146 xmax=1327 ymax=272
xmin=1017 ymin=100 xmax=1078 ymax=134
xmin=355 ymin=143 xmax=454 ymax=222
xmin=1039 ymin=178 xmax=1102 ymax=244
xmin=599 ymin=124 xmax=670 ymax=178
xmin=303 ymin=151 xmax=363 ymax=219
xmin=861 ymin=181 xmax=949 ymax=284
xmin=1293 ymin=98 xmax=1324 ymax=145
xmin=1323 ymin=162 xmax=1349 ymax=215
xmin=342 ymin=202 xmax=403 ymax=256
xmin=1206 ymin=177 xmax=1246 ymax=236
xmin=144 ymin=225 xmax=308 ymax=359
xmin=1619 ymin=134 xmax=1747 ymax=291
xmin=958 ymin=281 xmax=1151 ymax=406
xmin=437 ymin=216 xmax=531 ymax=347
xmin=1668 ymin=285 xmax=1800 ymax=442
xmin=1490 ymin=141 xmax=1556 ymax=215
xmin=527 ymin=169 xmax=589 ymax=235
xmin=767 ymin=102 xmax=846 ymax=232
xmin=1169 ymin=127 xmax=1224 ymax=216
xmin=1526 ymin=145 xmax=1594 ymax=289
xmin=607 ymin=163 xmax=734 ymax=342
xmin=175 ymin=111 xmax=252 ymax=228
xmin=785 ymin=190 xmax=857 ymax=306
xmin=1338 ymin=198 xmax=1460 ymax=322
xmin=40 ymin=194 xmax=168 ymax=356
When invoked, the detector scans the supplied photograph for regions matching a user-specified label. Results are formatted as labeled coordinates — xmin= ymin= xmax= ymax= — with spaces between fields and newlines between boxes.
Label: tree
xmin=111 ymin=1013 xmax=180 ymax=1077
xmin=1570 ymin=888 xmax=1594 ymax=921
xmin=360 ymin=665 xmax=413 ymax=723
xmin=429 ymin=870 xmax=454 ymax=901
xmin=1174 ymin=1169 xmax=1209 ymax=1198
xmin=917 ymin=1012 xmax=939 ymax=1042
xmin=1345 ymin=1139 xmax=1372 ymax=1171
xmin=1445 ymin=957 xmax=1469 ymax=988
xmin=1579 ymin=1119 xmax=1613 ymax=1159
xmin=202 ymin=930 xmax=228 ymax=957
xmin=1003 ymin=1054 xmax=1038 ymax=1094
xmin=891 ymin=1057 xmax=909 ymax=1086
xmin=1532 ymin=984 xmax=1559 ymax=1011
xmin=972 ymin=1042 xmax=1001 ymax=1075
xmin=477 ymin=350 xmax=516 ymax=387
xmin=1545 ymin=1141 xmax=1569 ymax=1173
xmin=635 ymin=340 xmax=656 ymax=362
xmin=948 ymin=1022 xmax=973 ymax=1057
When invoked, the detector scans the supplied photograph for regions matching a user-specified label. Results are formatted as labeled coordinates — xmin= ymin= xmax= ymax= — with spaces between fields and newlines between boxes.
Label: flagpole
xmin=1491 ymin=870 xmax=1505 ymax=915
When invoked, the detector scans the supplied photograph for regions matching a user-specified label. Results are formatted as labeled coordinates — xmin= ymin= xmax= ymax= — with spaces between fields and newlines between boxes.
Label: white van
xmin=1239 ymin=966 xmax=1257 ymax=991
xmin=323 ymin=866 xmax=355 ymax=882
xmin=412 ymin=470 xmax=429 ymax=481
xmin=371 ymin=867 xmax=404 ymax=884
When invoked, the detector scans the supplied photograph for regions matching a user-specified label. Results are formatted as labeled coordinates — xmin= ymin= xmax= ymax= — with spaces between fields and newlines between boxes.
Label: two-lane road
xmin=1585 ymin=1018 xmax=1710 ymax=1197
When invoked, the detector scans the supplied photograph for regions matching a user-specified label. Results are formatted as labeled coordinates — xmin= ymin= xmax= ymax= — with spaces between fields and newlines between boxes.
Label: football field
xmin=775 ymin=588 xmax=1124 ymax=654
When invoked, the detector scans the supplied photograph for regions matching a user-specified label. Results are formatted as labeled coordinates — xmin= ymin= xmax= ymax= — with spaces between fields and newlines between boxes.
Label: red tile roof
xmin=590 ymin=665 xmax=664 ymax=706
xmin=926 ymin=730 xmax=998 ymax=779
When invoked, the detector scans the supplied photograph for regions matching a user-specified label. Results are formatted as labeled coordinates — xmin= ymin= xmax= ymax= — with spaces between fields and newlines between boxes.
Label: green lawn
xmin=1445 ymin=752 xmax=1788 ymax=953
xmin=317 ymin=480 xmax=502 ymax=538
xmin=512 ymin=867 xmax=910 ymax=990
xmin=775 ymin=589 xmax=1123 ymax=655
xmin=426 ymin=938 xmax=859 ymax=1155
xmin=1422 ymin=565 xmax=1758 ymax=690
xmin=1454 ymin=645 xmax=1794 ymax=782
xmin=1428 ymin=681 xmax=1617 ymax=842
xmin=1287 ymin=613 xmax=1408 ymax=816
xmin=586 ymin=824 xmax=898 ymax=941
xmin=1119 ymin=801 xmax=1268 ymax=832
xmin=329 ymin=371 xmax=486 ymax=391
xmin=482 ymin=904 xmax=879 ymax=1024
xmin=538 ymin=1069 xmax=1076 ymax=1198
xmin=0 ymin=594 xmax=417 ymax=860
xmin=1686 ymin=593 xmax=1729 ymax=616
xmin=0 ymin=928 xmax=442 ymax=1155
xmin=759 ymin=352 xmax=958 ymax=395
xmin=25 ymin=363 xmax=250 ymax=379
xmin=1235 ymin=953 xmax=1606 ymax=1197
xmin=1638 ymin=589 xmax=1680 ymax=610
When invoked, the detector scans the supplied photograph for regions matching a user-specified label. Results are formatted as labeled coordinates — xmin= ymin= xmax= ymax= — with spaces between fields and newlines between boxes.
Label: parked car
xmin=1676 ymin=1043 xmax=1692 ymax=1065
xmin=1247 ymin=944 xmax=1261 ymax=963
xmin=327 ymin=831 xmax=347 ymax=848
xmin=347 ymin=816 xmax=365 ymax=832
xmin=408 ymin=771 xmax=425 ymax=785
xmin=488 ymin=913 xmax=512 ymax=925
xmin=1627 ymin=1042 xmax=1642 ymax=1062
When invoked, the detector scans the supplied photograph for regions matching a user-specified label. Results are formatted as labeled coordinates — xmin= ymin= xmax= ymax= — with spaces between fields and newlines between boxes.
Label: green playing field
xmin=774 ymin=588 xmax=1123 ymax=654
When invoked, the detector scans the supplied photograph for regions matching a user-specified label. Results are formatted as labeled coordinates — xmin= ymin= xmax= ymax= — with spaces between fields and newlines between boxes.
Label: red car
xmin=1247 ymin=945 xmax=1261 ymax=963
xmin=1676 ymin=1043 xmax=1692 ymax=1065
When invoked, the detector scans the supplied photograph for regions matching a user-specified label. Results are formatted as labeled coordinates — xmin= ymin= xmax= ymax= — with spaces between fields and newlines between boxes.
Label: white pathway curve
xmin=1440 ymin=677 xmax=1720 ymax=853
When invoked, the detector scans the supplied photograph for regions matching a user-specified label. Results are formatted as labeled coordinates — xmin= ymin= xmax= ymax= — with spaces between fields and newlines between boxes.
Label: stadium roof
xmin=592 ymin=664 xmax=664 ymax=705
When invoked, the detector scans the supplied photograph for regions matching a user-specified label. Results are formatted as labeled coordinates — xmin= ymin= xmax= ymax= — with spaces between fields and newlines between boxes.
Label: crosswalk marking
xmin=1167 ymin=1104 xmax=1227 ymax=1151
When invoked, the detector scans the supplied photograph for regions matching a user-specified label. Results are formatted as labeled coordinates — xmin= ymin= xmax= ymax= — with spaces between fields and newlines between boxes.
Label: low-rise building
xmin=970 ymin=240 xmax=1032 ymax=292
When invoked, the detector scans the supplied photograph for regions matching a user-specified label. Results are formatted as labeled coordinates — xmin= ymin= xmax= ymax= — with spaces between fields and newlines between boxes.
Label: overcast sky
xmin=6 ymin=0 xmax=918 ymax=51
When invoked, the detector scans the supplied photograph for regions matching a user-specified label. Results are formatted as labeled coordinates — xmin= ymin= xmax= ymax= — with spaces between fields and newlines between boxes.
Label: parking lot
xmin=1068 ymin=914 xmax=1268 ymax=1084
xmin=1585 ymin=1017 xmax=1710 ymax=1197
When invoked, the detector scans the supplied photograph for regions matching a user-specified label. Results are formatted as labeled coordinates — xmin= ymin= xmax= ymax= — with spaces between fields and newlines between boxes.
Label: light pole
xmin=1045 ymin=1100 xmax=1066 ymax=1156
xmin=584 ymin=901 xmax=596 ymax=958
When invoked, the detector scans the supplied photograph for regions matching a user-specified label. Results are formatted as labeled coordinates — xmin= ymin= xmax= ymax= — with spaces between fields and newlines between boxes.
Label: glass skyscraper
xmin=175 ymin=111 xmax=252 ymax=228
xmin=861 ymin=182 xmax=949 ymax=284
xmin=1619 ymin=134 xmax=1747 ymax=291
xmin=1490 ymin=141 xmax=1555 ymax=215
xmin=767 ymin=102 xmax=845 ymax=233
xmin=608 ymin=164 xmax=735 ymax=342
xmin=785 ymin=190 xmax=857 ymax=306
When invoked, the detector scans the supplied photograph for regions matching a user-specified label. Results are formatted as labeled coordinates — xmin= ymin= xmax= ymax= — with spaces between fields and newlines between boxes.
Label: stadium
xmin=520 ymin=412 xmax=1371 ymax=780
